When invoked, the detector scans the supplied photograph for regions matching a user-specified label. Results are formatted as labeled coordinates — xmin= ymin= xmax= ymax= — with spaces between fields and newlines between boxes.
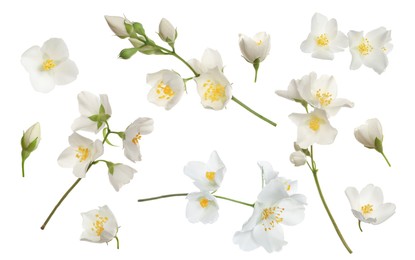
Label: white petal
xmin=367 ymin=118 xmax=383 ymax=141
xmin=41 ymin=38 xmax=69 ymax=61
xmin=53 ymin=59 xmax=78 ymax=85
xmin=275 ymin=79 xmax=302 ymax=101
xmin=349 ymin=49 xmax=363 ymax=70
xmin=257 ymin=179 xmax=288 ymax=205
xmin=28 ymin=70 xmax=56 ymax=93
xmin=109 ymin=164 xmax=137 ymax=191
xmin=360 ymin=184 xmax=384 ymax=206
xmin=316 ymin=121 xmax=338 ymax=145
xmin=347 ymin=31 xmax=363 ymax=48
xmin=366 ymin=27 xmax=389 ymax=48
xmin=325 ymin=18 xmax=338 ymax=39
xmin=331 ymin=31 xmax=348 ymax=49
xmin=201 ymin=48 xmax=223 ymax=71
xmin=325 ymin=98 xmax=354 ymax=116
xmin=300 ymin=35 xmax=316 ymax=53
xmin=278 ymin=198 xmax=305 ymax=226
xmin=91 ymin=140 xmax=104 ymax=161
xmin=312 ymin=49 xmax=334 ymax=60
xmin=252 ymin=223 xmax=287 ymax=253
xmin=99 ymin=94 xmax=112 ymax=116
xmin=352 ymin=209 xmax=374 ymax=223
xmin=311 ymin=13 xmax=328 ymax=35
xmin=186 ymin=192 xmax=218 ymax=224
xmin=68 ymin=132 xmax=93 ymax=147
xmin=123 ymin=141 xmax=141 ymax=162
xmin=257 ymin=161 xmax=278 ymax=184
xmin=233 ymin=231 xmax=259 ymax=251
xmin=373 ymin=203 xmax=395 ymax=224
xmin=71 ymin=116 xmax=98 ymax=133
xmin=73 ymin=161 xmax=89 ymax=178
xmin=207 ymin=151 xmax=225 ymax=181
xmin=77 ymin=91 xmax=100 ymax=116
xmin=363 ymin=50 xmax=388 ymax=74
xmin=57 ymin=147 xmax=77 ymax=168
xmin=187 ymin=59 xmax=204 ymax=74
xmin=130 ymin=117 xmax=154 ymax=135
xmin=345 ymin=187 xmax=360 ymax=211
xmin=21 ymin=46 xmax=43 ymax=73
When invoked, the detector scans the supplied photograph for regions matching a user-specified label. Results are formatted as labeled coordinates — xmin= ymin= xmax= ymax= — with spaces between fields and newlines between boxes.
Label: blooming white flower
xmin=348 ymin=27 xmax=392 ymax=74
xmin=107 ymin=163 xmax=137 ymax=192
xmin=275 ymin=78 xmax=304 ymax=103
xmin=81 ymin=205 xmax=118 ymax=243
xmin=290 ymin=151 xmax=306 ymax=166
xmin=105 ymin=15 xmax=130 ymax=38
xmin=123 ymin=118 xmax=154 ymax=162
xmin=72 ymin=91 xmax=112 ymax=133
xmin=158 ymin=18 xmax=177 ymax=45
xmin=233 ymin=179 xmax=306 ymax=253
xmin=21 ymin=122 xmax=41 ymax=153
xmin=300 ymin=13 xmax=348 ymax=60
xmin=354 ymin=118 xmax=383 ymax=149
xmin=186 ymin=191 xmax=219 ymax=224
xmin=57 ymin=132 xmax=103 ymax=178
xmin=239 ymin=32 xmax=271 ymax=82
xmin=289 ymin=109 xmax=338 ymax=149
xmin=21 ymin=38 xmax=78 ymax=93
xmin=146 ymin=70 xmax=184 ymax=110
xmin=297 ymin=72 xmax=354 ymax=116
xmin=345 ymin=184 xmax=396 ymax=227
xmin=195 ymin=67 xmax=232 ymax=110
xmin=188 ymin=48 xmax=224 ymax=75
xmin=184 ymin=151 xmax=226 ymax=192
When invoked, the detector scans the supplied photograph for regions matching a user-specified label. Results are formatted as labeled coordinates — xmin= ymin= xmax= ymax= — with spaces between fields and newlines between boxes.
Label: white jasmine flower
xmin=290 ymin=151 xmax=306 ymax=167
xmin=107 ymin=163 xmax=137 ymax=192
xmin=72 ymin=91 xmax=112 ymax=133
xmin=158 ymin=18 xmax=177 ymax=45
xmin=184 ymin=151 xmax=226 ymax=192
xmin=21 ymin=38 xmax=78 ymax=93
xmin=57 ymin=132 xmax=103 ymax=178
xmin=186 ymin=191 xmax=219 ymax=224
xmin=348 ymin=27 xmax=392 ymax=74
xmin=297 ymin=72 xmax=354 ymax=116
xmin=233 ymin=179 xmax=306 ymax=253
xmin=105 ymin=15 xmax=130 ymax=38
xmin=81 ymin=205 xmax=119 ymax=243
xmin=289 ymin=109 xmax=338 ymax=149
xmin=345 ymin=184 xmax=396 ymax=227
xmin=300 ymin=13 xmax=348 ymax=60
xmin=123 ymin=118 xmax=154 ymax=162
xmin=188 ymin=48 xmax=224 ymax=75
xmin=146 ymin=70 xmax=184 ymax=110
xmin=195 ymin=68 xmax=232 ymax=110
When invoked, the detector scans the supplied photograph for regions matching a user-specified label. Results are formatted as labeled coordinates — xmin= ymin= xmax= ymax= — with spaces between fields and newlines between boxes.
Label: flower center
xmin=358 ymin=38 xmax=373 ymax=55
xmin=261 ymin=206 xmax=285 ymax=231
xmin=203 ymin=80 xmax=226 ymax=102
xmin=315 ymin=89 xmax=333 ymax=106
xmin=316 ymin=34 xmax=329 ymax=47
xmin=199 ymin=197 xmax=209 ymax=208
xmin=42 ymin=59 xmax=56 ymax=71
xmin=76 ymin=147 xmax=89 ymax=162
xmin=256 ymin=40 xmax=263 ymax=46
xmin=309 ymin=116 xmax=321 ymax=131
xmin=205 ymin=171 xmax=216 ymax=181
xmin=91 ymin=214 xmax=109 ymax=236
xmin=132 ymin=133 xmax=141 ymax=145
xmin=156 ymin=81 xmax=175 ymax=100
xmin=361 ymin=204 xmax=373 ymax=215
xmin=286 ymin=184 xmax=291 ymax=191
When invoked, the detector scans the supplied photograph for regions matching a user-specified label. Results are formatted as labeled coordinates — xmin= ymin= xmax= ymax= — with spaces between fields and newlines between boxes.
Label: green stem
xmin=358 ymin=220 xmax=363 ymax=232
xmin=115 ymin=236 xmax=120 ymax=249
xmin=381 ymin=152 xmax=391 ymax=167
xmin=22 ymin=158 xmax=26 ymax=178
xmin=170 ymin=52 xmax=200 ymax=77
xmin=41 ymin=178 xmax=82 ymax=230
xmin=138 ymin=193 xmax=253 ymax=207
xmin=253 ymin=59 xmax=260 ymax=83
xmin=231 ymin=96 xmax=277 ymax=127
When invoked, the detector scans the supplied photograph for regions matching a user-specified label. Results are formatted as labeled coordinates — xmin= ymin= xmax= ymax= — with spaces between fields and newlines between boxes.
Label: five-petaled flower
xmin=348 ymin=27 xmax=393 ymax=74
xmin=345 ymin=184 xmax=396 ymax=229
xmin=57 ymin=132 xmax=103 ymax=178
xmin=123 ymin=117 xmax=154 ymax=162
xmin=300 ymin=13 xmax=348 ymax=60
xmin=186 ymin=191 xmax=219 ymax=224
xmin=146 ymin=70 xmax=184 ymax=110
xmin=21 ymin=38 xmax=79 ymax=93
xmin=81 ymin=205 xmax=119 ymax=244
xmin=184 ymin=151 xmax=226 ymax=192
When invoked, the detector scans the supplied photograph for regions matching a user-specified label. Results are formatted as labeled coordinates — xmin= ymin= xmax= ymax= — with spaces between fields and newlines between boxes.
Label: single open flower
xmin=345 ymin=184 xmax=396 ymax=231
xmin=195 ymin=68 xmax=232 ymax=110
xmin=146 ymin=70 xmax=184 ymax=110
xmin=21 ymin=122 xmax=41 ymax=177
xmin=239 ymin=32 xmax=271 ymax=82
xmin=57 ymin=132 xmax=103 ymax=178
xmin=354 ymin=118 xmax=390 ymax=166
xmin=72 ymin=91 xmax=112 ymax=133
xmin=123 ymin=118 xmax=154 ymax=162
xmin=21 ymin=38 xmax=78 ymax=93
xmin=300 ymin=13 xmax=348 ymax=60
xmin=186 ymin=191 xmax=219 ymax=224
xmin=81 ymin=205 xmax=119 ymax=245
xmin=289 ymin=109 xmax=338 ymax=149
xmin=297 ymin=72 xmax=354 ymax=116
xmin=188 ymin=48 xmax=224 ymax=75
xmin=158 ymin=18 xmax=177 ymax=46
xmin=184 ymin=151 xmax=226 ymax=192
xmin=105 ymin=15 xmax=131 ymax=38
xmin=348 ymin=27 xmax=392 ymax=74
xmin=233 ymin=179 xmax=306 ymax=253
xmin=106 ymin=163 xmax=137 ymax=192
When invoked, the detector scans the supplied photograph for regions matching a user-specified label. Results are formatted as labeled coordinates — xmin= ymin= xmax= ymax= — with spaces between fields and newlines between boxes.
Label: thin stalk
xmin=381 ymin=152 xmax=391 ymax=167
xmin=231 ymin=96 xmax=277 ymax=127
xmin=358 ymin=220 xmax=363 ymax=232
xmin=214 ymin=195 xmax=254 ymax=207
xmin=115 ymin=236 xmax=120 ymax=249
xmin=22 ymin=159 xmax=25 ymax=178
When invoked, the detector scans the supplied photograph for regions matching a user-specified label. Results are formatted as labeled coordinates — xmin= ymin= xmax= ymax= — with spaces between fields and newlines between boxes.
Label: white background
xmin=0 ymin=0 xmax=413 ymax=259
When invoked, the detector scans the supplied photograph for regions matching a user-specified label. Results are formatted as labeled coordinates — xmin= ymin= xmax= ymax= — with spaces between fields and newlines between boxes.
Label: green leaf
xmin=374 ymin=137 xmax=383 ymax=153
xmin=138 ymin=45 xmax=165 ymax=55
xmin=25 ymin=138 xmax=39 ymax=153
xmin=119 ymin=48 xmax=138 ymax=59
xmin=97 ymin=121 xmax=103 ymax=129
xmin=133 ymin=22 xmax=146 ymax=36
xmin=302 ymin=149 xmax=311 ymax=157
xmin=117 ymin=132 xmax=126 ymax=140
xmin=106 ymin=161 xmax=115 ymax=175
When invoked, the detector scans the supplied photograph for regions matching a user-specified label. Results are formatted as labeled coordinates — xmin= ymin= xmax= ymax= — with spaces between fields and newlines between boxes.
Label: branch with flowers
xmin=105 ymin=16 xmax=276 ymax=127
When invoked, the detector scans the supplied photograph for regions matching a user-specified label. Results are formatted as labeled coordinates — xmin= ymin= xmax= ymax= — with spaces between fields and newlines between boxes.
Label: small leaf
xmin=133 ymin=22 xmax=146 ymax=36
xmin=119 ymin=48 xmax=138 ymax=59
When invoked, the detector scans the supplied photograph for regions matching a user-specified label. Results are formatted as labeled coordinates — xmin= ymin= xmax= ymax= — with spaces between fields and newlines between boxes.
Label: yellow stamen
xmin=261 ymin=206 xmax=285 ymax=231
xmin=315 ymin=89 xmax=333 ymax=106
xmin=75 ymin=147 xmax=89 ymax=162
xmin=205 ymin=171 xmax=216 ymax=181
xmin=286 ymin=184 xmax=291 ymax=191
xmin=361 ymin=204 xmax=373 ymax=215
xmin=358 ymin=38 xmax=373 ymax=55
xmin=203 ymin=80 xmax=226 ymax=102
xmin=316 ymin=34 xmax=329 ymax=47
xmin=156 ymin=81 xmax=175 ymax=100
xmin=309 ymin=116 xmax=321 ymax=131
xmin=132 ymin=133 xmax=141 ymax=145
xmin=42 ymin=59 xmax=56 ymax=71
xmin=199 ymin=198 xmax=209 ymax=208
xmin=92 ymin=214 xmax=109 ymax=236
xmin=256 ymin=40 xmax=263 ymax=46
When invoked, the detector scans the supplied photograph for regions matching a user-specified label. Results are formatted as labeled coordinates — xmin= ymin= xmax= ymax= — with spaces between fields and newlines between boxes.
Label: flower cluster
xmin=301 ymin=13 xmax=393 ymax=74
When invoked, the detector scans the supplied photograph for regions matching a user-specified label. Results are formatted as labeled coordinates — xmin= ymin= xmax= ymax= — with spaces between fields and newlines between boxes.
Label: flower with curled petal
xmin=81 ymin=205 xmax=119 ymax=246
xmin=146 ymin=70 xmax=184 ymax=110
xmin=123 ymin=118 xmax=154 ymax=162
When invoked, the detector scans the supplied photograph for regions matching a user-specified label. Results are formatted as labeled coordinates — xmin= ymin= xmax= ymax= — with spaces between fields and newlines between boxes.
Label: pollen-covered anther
xmin=361 ymin=204 xmax=374 ymax=215
xmin=358 ymin=38 xmax=373 ymax=55
xmin=203 ymin=80 xmax=226 ymax=102
xmin=316 ymin=34 xmax=329 ymax=47
xmin=132 ymin=133 xmax=141 ymax=145
xmin=199 ymin=197 xmax=209 ymax=208
xmin=91 ymin=214 xmax=109 ymax=236
xmin=156 ymin=81 xmax=175 ymax=100
xmin=315 ymin=89 xmax=333 ymax=106
xmin=42 ymin=59 xmax=56 ymax=71
xmin=75 ymin=147 xmax=89 ymax=162
xmin=309 ymin=116 xmax=321 ymax=131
